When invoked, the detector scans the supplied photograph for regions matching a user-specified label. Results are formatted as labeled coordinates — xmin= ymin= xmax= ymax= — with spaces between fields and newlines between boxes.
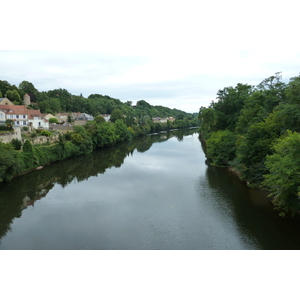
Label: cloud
xmin=1 ymin=0 xmax=300 ymax=112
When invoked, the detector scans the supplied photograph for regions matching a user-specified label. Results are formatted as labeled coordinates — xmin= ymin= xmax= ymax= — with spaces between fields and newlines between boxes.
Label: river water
xmin=1 ymin=129 xmax=300 ymax=250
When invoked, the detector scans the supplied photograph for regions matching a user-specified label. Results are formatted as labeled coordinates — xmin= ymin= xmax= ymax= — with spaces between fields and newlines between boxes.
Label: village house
xmin=152 ymin=117 xmax=175 ymax=123
xmin=0 ymin=94 xmax=49 ymax=129
xmin=74 ymin=113 xmax=94 ymax=121
xmin=0 ymin=104 xmax=49 ymax=129
xmin=0 ymin=97 xmax=14 ymax=105
xmin=42 ymin=113 xmax=56 ymax=121
xmin=101 ymin=114 xmax=111 ymax=121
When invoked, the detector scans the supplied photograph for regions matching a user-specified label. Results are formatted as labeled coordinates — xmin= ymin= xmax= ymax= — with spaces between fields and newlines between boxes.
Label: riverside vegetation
xmin=198 ymin=72 xmax=300 ymax=216
xmin=0 ymin=80 xmax=200 ymax=183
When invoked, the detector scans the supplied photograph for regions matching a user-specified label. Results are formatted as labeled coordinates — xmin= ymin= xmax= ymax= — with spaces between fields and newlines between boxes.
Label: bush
xmin=10 ymin=138 xmax=22 ymax=150
xmin=41 ymin=130 xmax=51 ymax=136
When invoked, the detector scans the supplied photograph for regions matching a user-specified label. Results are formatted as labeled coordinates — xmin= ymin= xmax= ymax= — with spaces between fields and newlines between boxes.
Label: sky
xmin=1 ymin=0 xmax=300 ymax=113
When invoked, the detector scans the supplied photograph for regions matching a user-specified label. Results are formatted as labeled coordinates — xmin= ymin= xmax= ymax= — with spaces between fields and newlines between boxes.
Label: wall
xmin=0 ymin=127 xmax=21 ymax=143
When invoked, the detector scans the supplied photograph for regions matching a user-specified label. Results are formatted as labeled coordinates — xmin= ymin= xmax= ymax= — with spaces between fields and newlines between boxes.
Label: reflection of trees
xmin=204 ymin=166 xmax=300 ymax=249
xmin=0 ymin=128 xmax=199 ymax=242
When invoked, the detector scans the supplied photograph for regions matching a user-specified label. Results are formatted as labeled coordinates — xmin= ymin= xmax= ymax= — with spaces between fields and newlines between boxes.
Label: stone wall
xmin=0 ymin=127 xmax=21 ymax=143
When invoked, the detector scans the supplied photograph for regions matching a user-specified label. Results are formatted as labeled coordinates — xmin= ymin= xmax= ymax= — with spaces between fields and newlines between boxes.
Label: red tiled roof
xmin=0 ymin=105 xmax=28 ymax=114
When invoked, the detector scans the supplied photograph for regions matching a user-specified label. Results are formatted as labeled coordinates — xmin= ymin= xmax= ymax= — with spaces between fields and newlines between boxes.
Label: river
xmin=1 ymin=128 xmax=300 ymax=250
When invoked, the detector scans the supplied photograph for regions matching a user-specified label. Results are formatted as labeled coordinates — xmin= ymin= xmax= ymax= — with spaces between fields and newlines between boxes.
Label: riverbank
xmin=0 ymin=122 xmax=200 ymax=183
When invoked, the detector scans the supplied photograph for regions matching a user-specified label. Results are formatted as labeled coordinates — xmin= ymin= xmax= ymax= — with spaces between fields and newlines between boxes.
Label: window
xmin=23 ymin=115 xmax=26 ymax=119
xmin=23 ymin=121 xmax=27 ymax=125
xmin=16 ymin=115 xmax=19 ymax=119
xmin=16 ymin=121 xmax=20 ymax=125
xmin=0 ymin=113 xmax=3 ymax=118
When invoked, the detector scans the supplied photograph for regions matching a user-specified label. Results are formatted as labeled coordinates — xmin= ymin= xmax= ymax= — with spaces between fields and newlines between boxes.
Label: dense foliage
xmin=198 ymin=72 xmax=300 ymax=215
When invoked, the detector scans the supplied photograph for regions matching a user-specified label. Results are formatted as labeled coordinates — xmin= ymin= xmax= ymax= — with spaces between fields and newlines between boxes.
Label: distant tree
xmin=177 ymin=113 xmax=184 ymax=120
xmin=110 ymin=109 xmax=124 ymax=123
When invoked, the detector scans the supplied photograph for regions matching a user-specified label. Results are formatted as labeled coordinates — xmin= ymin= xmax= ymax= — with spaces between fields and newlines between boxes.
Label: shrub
xmin=10 ymin=138 xmax=22 ymax=150
xmin=41 ymin=130 xmax=51 ymax=136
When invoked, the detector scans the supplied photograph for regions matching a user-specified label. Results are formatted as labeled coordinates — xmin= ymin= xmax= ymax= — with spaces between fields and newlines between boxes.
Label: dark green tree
xmin=110 ymin=109 xmax=124 ymax=123
xmin=18 ymin=80 xmax=39 ymax=102
xmin=10 ymin=139 xmax=22 ymax=150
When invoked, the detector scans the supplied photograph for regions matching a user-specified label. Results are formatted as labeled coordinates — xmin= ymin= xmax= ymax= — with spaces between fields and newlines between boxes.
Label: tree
xmin=5 ymin=119 xmax=14 ymax=130
xmin=236 ymin=119 xmax=280 ymax=184
xmin=256 ymin=72 xmax=286 ymax=112
xmin=110 ymin=109 xmax=124 ymax=123
xmin=67 ymin=114 xmax=74 ymax=124
xmin=286 ymin=74 xmax=300 ymax=105
xmin=198 ymin=107 xmax=219 ymax=139
xmin=10 ymin=138 xmax=22 ymax=150
xmin=18 ymin=81 xmax=38 ymax=102
xmin=206 ymin=130 xmax=237 ymax=166
xmin=114 ymin=119 xmax=128 ymax=142
xmin=0 ymin=80 xmax=12 ymax=97
xmin=49 ymin=118 xmax=59 ymax=124
xmin=0 ymin=142 xmax=20 ymax=182
xmin=263 ymin=131 xmax=300 ymax=216
xmin=6 ymin=90 xmax=21 ymax=103
xmin=94 ymin=115 xmax=106 ymax=124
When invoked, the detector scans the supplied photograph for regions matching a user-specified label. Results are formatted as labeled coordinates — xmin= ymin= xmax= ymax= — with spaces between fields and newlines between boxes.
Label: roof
xmin=0 ymin=105 xmax=47 ymax=121
xmin=0 ymin=105 xmax=28 ymax=114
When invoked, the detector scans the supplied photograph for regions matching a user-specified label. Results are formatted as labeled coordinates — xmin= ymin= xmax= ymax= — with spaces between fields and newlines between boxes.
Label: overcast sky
xmin=1 ymin=0 xmax=299 ymax=113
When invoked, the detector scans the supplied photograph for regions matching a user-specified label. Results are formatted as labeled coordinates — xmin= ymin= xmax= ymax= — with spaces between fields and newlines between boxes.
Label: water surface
xmin=1 ymin=129 xmax=300 ymax=250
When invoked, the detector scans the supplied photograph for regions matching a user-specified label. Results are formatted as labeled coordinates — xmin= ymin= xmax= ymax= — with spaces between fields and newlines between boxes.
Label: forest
xmin=198 ymin=72 xmax=300 ymax=216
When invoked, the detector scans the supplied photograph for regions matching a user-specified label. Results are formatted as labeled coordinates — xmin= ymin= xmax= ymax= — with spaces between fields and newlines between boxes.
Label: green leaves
xmin=206 ymin=130 xmax=236 ymax=166
xmin=263 ymin=131 xmax=300 ymax=215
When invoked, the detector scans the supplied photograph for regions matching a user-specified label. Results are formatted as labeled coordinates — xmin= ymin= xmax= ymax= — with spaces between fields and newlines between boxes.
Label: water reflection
xmin=203 ymin=165 xmax=300 ymax=250
xmin=0 ymin=129 xmax=198 ymax=244
xmin=2 ymin=127 xmax=300 ymax=250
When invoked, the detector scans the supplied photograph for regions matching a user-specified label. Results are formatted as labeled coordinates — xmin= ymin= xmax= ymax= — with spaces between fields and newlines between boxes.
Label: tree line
xmin=198 ymin=72 xmax=300 ymax=216
xmin=0 ymin=79 xmax=198 ymax=120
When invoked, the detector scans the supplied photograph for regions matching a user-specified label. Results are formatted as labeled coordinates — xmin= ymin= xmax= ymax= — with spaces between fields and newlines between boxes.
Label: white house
xmin=0 ymin=104 xmax=49 ymax=129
